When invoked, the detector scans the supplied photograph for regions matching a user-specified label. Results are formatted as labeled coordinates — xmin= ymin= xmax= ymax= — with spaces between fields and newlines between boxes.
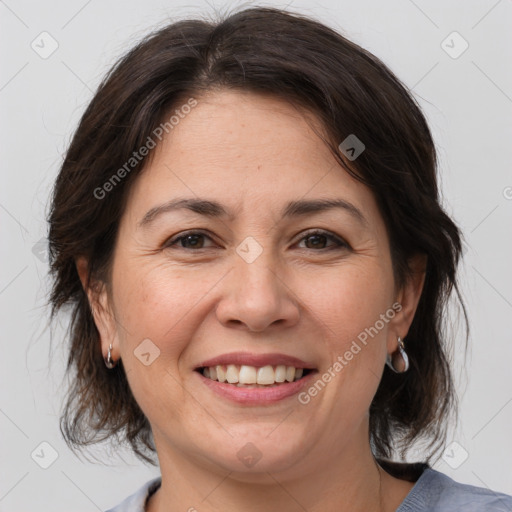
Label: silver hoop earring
xmin=104 ymin=343 xmax=117 ymax=369
xmin=386 ymin=336 xmax=409 ymax=373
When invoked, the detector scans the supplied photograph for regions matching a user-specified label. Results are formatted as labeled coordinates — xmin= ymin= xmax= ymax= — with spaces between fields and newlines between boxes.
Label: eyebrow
xmin=138 ymin=197 xmax=368 ymax=228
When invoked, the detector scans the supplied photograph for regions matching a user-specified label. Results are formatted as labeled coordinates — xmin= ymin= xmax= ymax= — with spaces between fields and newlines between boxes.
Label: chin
xmin=198 ymin=433 xmax=310 ymax=478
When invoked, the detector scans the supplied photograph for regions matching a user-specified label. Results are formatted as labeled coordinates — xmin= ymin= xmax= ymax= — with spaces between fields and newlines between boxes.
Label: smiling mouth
xmin=195 ymin=364 xmax=314 ymax=387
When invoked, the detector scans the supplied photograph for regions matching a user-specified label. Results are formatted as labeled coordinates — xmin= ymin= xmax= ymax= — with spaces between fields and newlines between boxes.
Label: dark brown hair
xmin=48 ymin=6 xmax=467 ymax=465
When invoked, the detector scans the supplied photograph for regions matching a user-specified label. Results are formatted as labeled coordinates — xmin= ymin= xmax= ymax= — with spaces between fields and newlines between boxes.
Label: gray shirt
xmin=105 ymin=467 xmax=512 ymax=511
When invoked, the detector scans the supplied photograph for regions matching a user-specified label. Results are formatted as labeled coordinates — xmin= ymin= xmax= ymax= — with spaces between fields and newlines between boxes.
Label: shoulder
xmin=104 ymin=477 xmax=162 ymax=512
xmin=398 ymin=467 xmax=512 ymax=512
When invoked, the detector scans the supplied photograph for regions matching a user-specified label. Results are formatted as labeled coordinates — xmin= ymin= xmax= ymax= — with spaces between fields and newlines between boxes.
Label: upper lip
xmin=196 ymin=352 xmax=316 ymax=369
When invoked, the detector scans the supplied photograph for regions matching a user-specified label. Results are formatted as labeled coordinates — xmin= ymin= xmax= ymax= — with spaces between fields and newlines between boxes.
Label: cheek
xmin=111 ymin=263 xmax=217 ymax=421
xmin=115 ymin=262 xmax=210 ymax=348
xmin=300 ymin=264 xmax=393 ymax=401
xmin=112 ymin=258 xmax=233 ymax=388
xmin=302 ymin=260 xmax=395 ymax=348
xmin=303 ymin=267 xmax=393 ymax=403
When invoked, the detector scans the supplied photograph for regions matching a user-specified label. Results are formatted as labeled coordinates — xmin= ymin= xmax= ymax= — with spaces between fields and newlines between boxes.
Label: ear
xmin=387 ymin=253 xmax=427 ymax=352
xmin=75 ymin=256 xmax=119 ymax=361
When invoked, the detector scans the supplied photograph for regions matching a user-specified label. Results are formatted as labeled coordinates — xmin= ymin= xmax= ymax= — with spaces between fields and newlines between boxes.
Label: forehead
xmin=123 ymin=90 xmax=381 ymax=226
xmin=163 ymin=90 xmax=334 ymax=174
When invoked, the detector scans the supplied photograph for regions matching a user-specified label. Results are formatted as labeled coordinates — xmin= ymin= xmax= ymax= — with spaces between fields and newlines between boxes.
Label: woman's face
xmin=90 ymin=90 xmax=421 ymax=479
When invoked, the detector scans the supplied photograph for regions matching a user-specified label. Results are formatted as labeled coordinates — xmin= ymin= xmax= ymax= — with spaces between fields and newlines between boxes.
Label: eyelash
xmin=163 ymin=229 xmax=350 ymax=252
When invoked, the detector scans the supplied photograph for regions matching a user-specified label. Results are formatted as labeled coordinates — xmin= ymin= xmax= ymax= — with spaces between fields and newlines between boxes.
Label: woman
xmin=48 ymin=6 xmax=512 ymax=512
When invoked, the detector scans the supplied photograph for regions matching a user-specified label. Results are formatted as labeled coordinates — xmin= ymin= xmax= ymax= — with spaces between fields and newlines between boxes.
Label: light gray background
xmin=1 ymin=0 xmax=511 ymax=510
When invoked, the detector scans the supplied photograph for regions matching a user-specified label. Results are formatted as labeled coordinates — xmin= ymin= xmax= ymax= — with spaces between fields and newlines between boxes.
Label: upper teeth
xmin=202 ymin=364 xmax=304 ymax=385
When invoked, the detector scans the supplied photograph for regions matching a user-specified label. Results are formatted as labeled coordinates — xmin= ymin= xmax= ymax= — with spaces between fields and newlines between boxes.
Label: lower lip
xmin=196 ymin=371 xmax=316 ymax=405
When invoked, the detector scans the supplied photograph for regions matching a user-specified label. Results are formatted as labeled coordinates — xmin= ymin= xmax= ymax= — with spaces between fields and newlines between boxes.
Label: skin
xmin=78 ymin=90 xmax=426 ymax=511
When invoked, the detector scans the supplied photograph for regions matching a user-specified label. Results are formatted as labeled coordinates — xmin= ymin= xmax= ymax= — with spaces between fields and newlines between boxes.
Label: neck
xmin=146 ymin=425 xmax=407 ymax=512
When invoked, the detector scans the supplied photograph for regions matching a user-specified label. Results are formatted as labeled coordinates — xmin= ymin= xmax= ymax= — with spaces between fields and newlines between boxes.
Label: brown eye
xmin=179 ymin=234 xmax=206 ymax=248
xmin=165 ymin=231 xmax=216 ymax=250
xmin=297 ymin=230 xmax=349 ymax=250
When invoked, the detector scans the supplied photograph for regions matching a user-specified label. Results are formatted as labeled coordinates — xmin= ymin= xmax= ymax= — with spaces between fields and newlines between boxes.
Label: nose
xmin=215 ymin=249 xmax=301 ymax=332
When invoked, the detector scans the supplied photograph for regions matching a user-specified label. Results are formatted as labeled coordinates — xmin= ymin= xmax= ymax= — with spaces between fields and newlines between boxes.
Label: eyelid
xmin=294 ymin=228 xmax=350 ymax=250
xmin=164 ymin=228 xmax=350 ymax=251
xmin=164 ymin=229 xmax=217 ymax=249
